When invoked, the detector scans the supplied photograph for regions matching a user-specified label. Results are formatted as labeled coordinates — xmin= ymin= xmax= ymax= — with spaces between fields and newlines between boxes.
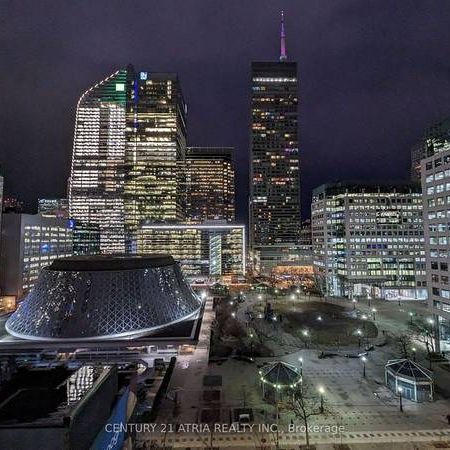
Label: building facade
xmin=312 ymin=182 xmax=426 ymax=301
xmin=422 ymin=149 xmax=450 ymax=352
xmin=249 ymin=16 xmax=300 ymax=273
xmin=185 ymin=147 xmax=235 ymax=223
xmin=136 ymin=223 xmax=245 ymax=278
xmin=69 ymin=69 xmax=127 ymax=253
xmin=38 ymin=198 xmax=69 ymax=218
xmin=69 ymin=66 xmax=187 ymax=254
xmin=411 ymin=141 xmax=426 ymax=182
xmin=124 ymin=67 xmax=187 ymax=251
xmin=0 ymin=214 xmax=73 ymax=304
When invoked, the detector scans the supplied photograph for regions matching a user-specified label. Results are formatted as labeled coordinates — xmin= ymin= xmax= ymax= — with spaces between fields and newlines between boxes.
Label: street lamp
xmin=398 ymin=386 xmax=403 ymax=412
xmin=318 ymin=386 xmax=325 ymax=413
xmin=231 ymin=312 xmax=236 ymax=319
xmin=412 ymin=347 xmax=417 ymax=362
xmin=258 ymin=294 xmax=263 ymax=301
xmin=356 ymin=329 xmax=363 ymax=348
xmin=302 ymin=330 xmax=309 ymax=348
xmin=298 ymin=356 xmax=303 ymax=375
xmin=291 ymin=294 xmax=296 ymax=301
xmin=409 ymin=311 xmax=414 ymax=324
xmin=352 ymin=299 xmax=357 ymax=310
xmin=317 ymin=315 xmax=322 ymax=322
xmin=361 ymin=356 xmax=367 ymax=378
xmin=371 ymin=308 xmax=377 ymax=321
xmin=361 ymin=314 xmax=368 ymax=321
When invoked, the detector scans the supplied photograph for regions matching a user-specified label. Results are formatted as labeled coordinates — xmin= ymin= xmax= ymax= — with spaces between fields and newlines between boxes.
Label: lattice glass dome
xmin=6 ymin=255 xmax=202 ymax=341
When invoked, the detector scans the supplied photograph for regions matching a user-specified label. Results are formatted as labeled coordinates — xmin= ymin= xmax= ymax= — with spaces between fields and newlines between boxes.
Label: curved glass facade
xmin=6 ymin=259 xmax=201 ymax=341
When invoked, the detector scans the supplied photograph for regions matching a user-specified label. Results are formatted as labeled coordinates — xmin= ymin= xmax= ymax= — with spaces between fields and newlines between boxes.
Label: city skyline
xmin=3 ymin=1 xmax=450 ymax=221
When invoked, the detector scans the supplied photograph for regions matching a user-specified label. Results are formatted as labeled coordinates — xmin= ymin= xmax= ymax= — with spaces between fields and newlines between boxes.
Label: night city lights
xmin=1 ymin=1 xmax=450 ymax=449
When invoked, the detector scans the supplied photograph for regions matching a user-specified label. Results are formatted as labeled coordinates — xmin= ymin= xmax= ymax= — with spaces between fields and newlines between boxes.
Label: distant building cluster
xmin=1 ymin=11 xmax=450 ymax=355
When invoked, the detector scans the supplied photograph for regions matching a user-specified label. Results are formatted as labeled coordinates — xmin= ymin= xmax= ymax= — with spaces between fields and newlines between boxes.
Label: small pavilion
xmin=385 ymin=359 xmax=434 ymax=402
xmin=259 ymin=361 xmax=302 ymax=402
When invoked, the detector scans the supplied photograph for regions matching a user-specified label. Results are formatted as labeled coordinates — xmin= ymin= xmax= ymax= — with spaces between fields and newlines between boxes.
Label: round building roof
xmin=49 ymin=254 xmax=174 ymax=271
xmin=6 ymin=255 xmax=202 ymax=341
xmin=385 ymin=359 xmax=433 ymax=382
xmin=259 ymin=361 xmax=302 ymax=388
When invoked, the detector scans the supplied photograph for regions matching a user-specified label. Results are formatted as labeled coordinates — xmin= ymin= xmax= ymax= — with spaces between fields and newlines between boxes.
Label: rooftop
xmin=0 ymin=365 xmax=112 ymax=426
xmin=385 ymin=359 xmax=433 ymax=382
xmin=49 ymin=254 xmax=174 ymax=271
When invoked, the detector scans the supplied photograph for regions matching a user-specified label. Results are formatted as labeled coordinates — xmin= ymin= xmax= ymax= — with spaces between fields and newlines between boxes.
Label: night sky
xmin=2 ymin=0 xmax=450 ymax=221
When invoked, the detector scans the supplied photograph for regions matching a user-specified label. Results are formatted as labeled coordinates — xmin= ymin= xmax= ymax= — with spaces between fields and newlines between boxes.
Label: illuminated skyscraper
xmin=249 ymin=12 xmax=300 ymax=272
xmin=69 ymin=69 xmax=127 ymax=253
xmin=124 ymin=67 xmax=187 ymax=251
xmin=185 ymin=147 xmax=235 ymax=223
xmin=69 ymin=66 xmax=187 ymax=253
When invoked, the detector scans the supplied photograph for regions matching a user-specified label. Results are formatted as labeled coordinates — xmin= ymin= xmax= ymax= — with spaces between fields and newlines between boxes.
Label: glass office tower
xmin=124 ymin=67 xmax=187 ymax=251
xmin=69 ymin=69 xmax=127 ymax=253
xmin=249 ymin=13 xmax=301 ymax=273
xmin=185 ymin=147 xmax=235 ymax=223
xmin=69 ymin=66 xmax=187 ymax=253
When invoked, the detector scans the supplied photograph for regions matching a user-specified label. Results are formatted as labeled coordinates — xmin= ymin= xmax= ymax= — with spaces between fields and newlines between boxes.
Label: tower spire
xmin=280 ymin=10 xmax=287 ymax=61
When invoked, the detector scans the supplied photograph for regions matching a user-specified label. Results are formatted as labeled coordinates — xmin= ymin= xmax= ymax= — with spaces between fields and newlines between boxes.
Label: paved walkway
xmin=156 ymin=298 xmax=213 ymax=424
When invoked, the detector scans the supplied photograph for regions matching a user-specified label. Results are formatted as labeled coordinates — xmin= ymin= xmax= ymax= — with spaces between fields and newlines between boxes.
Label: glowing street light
xmin=318 ymin=386 xmax=325 ymax=413
xmin=356 ymin=329 xmax=363 ymax=348
xmin=371 ymin=308 xmax=377 ymax=320
xmin=298 ymin=356 xmax=303 ymax=375
xmin=361 ymin=314 xmax=368 ymax=320
xmin=412 ymin=347 xmax=417 ymax=361
xmin=231 ymin=312 xmax=236 ymax=319
xmin=317 ymin=315 xmax=322 ymax=322
xmin=302 ymin=330 xmax=309 ymax=348
xmin=409 ymin=311 xmax=414 ymax=324
xmin=291 ymin=294 xmax=296 ymax=301
xmin=352 ymin=299 xmax=357 ymax=310
xmin=398 ymin=386 xmax=403 ymax=412
xmin=361 ymin=356 xmax=367 ymax=377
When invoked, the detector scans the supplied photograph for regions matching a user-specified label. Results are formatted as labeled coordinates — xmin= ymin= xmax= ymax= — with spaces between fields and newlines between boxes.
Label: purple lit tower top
xmin=280 ymin=10 xmax=287 ymax=61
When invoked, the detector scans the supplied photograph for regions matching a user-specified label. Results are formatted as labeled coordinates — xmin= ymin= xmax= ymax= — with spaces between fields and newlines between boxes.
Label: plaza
xmin=137 ymin=288 xmax=450 ymax=449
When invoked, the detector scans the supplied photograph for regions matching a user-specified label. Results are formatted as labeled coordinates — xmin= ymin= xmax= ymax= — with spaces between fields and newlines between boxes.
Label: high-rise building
xmin=136 ymin=222 xmax=245 ymax=278
xmin=69 ymin=69 xmax=127 ymax=253
xmin=185 ymin=147 xmax=235 ymax=223
xmin=0 ymin=214 xmax=73 ymax=305
xmin=422 ymin=148 xmax=450 ymax=352
xmin=249 ymin=12 xmax=300 ymax=273
xmin=69 ymin=66 xmax=187 ymax=253
xmin=124 ymin=67 xmax=187 ymax=251
xmin=411 ymin=141 xmax=426 ymax=182
xmin=38 ymin=198 xmax=69 ymax=218
xmin=312 ymin=182 xmax=426 ymax=301
xmin=69 ymin=219 xmax=101 ymax=256
xmin=425 ymin=118 xmax=450 ymax=158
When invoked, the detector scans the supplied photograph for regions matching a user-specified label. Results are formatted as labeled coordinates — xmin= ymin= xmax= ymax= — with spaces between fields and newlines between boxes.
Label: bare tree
xmin=282 ymin=383 xmax=331 ymax=449
xmin=393 ymin=333 xmax=412 ymax=358
xmin=409 ymin=317 xmax=436 ymax=361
